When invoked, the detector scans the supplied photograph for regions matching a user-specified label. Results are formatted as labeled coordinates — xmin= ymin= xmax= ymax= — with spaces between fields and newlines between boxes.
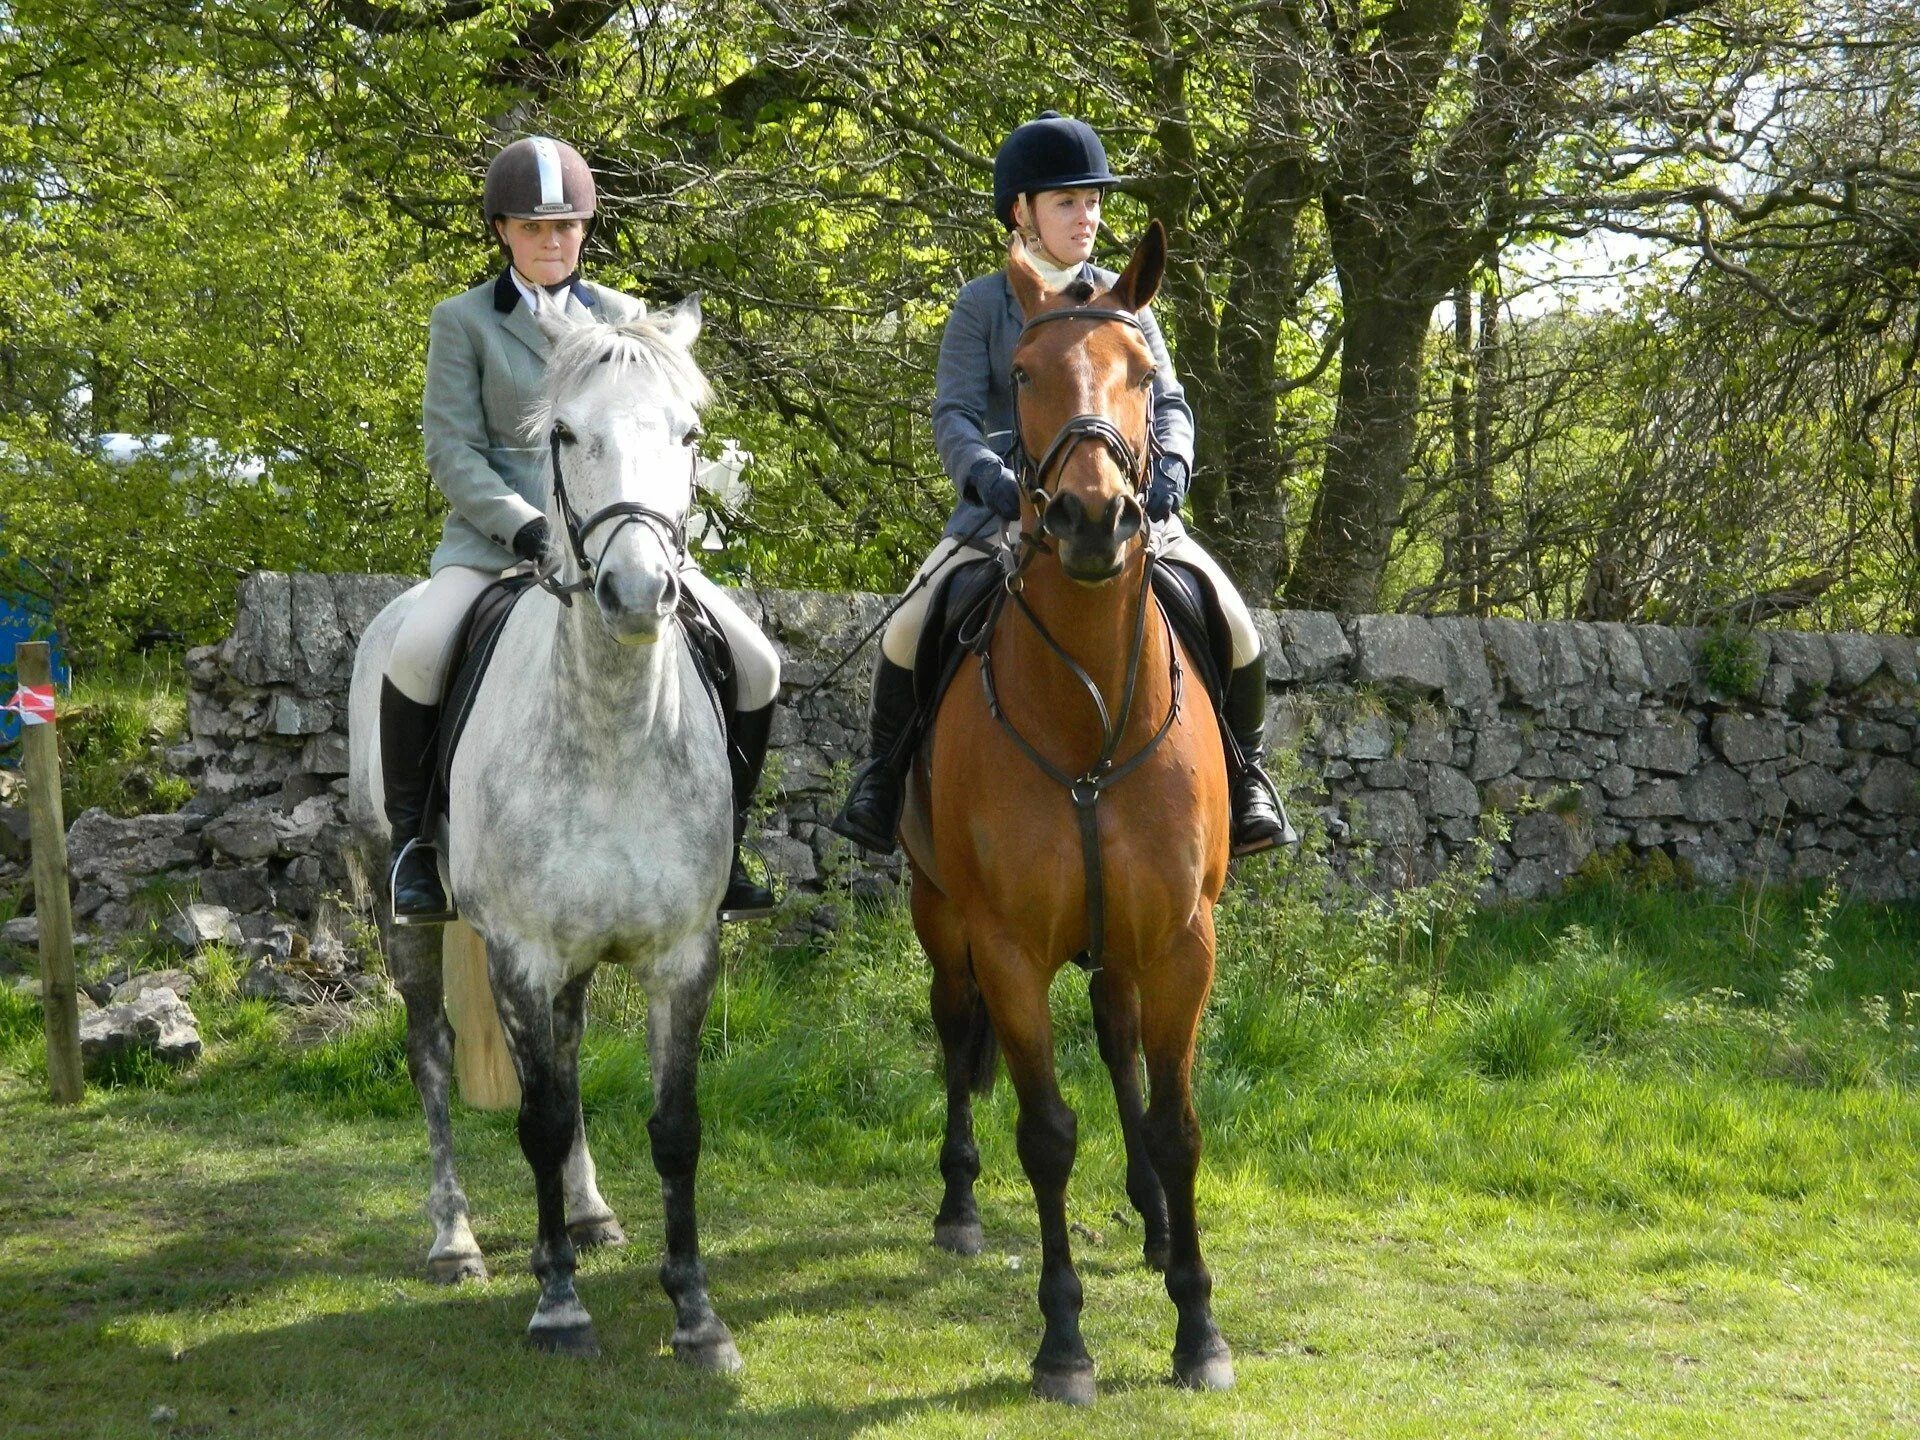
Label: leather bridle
xmin=540 ymin=422 xmax=699 ymax=607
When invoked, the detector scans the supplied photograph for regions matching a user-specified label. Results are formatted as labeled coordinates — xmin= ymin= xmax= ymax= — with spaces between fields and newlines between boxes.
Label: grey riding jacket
xmin=931 ymin=263 xmax=1195 ymax=542
xmin=422 ymin=270 xmax=645 ymax=574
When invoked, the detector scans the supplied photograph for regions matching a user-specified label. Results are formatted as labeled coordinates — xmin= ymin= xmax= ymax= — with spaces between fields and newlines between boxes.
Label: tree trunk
xmin=1285 ymin=284 xmax=1435 ymax=613
xmin=1449 ymin=282 xmax=1475 ymax=610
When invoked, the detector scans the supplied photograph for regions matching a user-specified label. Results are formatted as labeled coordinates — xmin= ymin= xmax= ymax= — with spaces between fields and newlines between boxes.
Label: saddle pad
xmin=909 ymin=556 xmax=1005 ymax=743
xmin=428 ymin=576 xmax=736 ymax=822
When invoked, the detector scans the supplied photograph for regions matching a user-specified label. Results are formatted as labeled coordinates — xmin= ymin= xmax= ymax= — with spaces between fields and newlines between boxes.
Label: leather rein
xmin=539 ymin=423 xmax=699 ymax=607
xmin=980 ymin=302 xmax=1182 ymax=975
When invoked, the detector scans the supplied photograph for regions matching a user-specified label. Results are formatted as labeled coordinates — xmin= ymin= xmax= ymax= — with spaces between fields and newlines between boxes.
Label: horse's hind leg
xmin=491 ymin=953 xmax=599 ymax=1358
xmin=1090 ymin=971 xmax=1171 ymax=1271
xmin=551 ymin=973 xmax=625 ymax=1250
xmin=646 ymin=928 xmax=742 ymax=1372
xmin=390 ymin=922 xmax=486 ymax=1283
xmin=1140 ymin=921 xmax=1234 ymax=1392
xmin=913 ymin=861 xmax=987 ymax=1257
xmin=972 ymin=931 xmax=1094 ymax=1406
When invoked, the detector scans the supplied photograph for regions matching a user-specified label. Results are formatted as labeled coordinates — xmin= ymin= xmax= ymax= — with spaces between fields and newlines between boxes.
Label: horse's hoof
xmin=526 ymin=1321 xmax=601 ymax=1359
xmin=672 ymin=1322 xmax=744 ymax=1373
xmin=1030 ymin=1362 xmax=1097 ymax=1406
xmin=1173 ymin=1347 xmax=1236 ymax=1392
xmin=568 ymin=1216 xmax=627 ymax=1250
xmin=933 ymin=1219 xmax=985 ymax=1256
xmin=426 ymin=1251 xmax=488 ymax=1285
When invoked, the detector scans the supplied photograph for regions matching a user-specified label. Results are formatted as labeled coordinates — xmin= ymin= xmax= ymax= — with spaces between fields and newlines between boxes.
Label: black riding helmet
xmin=992 ymin=112 xmax=1123 ymax=230
xmin=483 ymin=136 xmax=598 ymax=246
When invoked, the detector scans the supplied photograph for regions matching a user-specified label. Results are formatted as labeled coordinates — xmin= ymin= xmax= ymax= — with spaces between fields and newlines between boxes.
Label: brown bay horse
xmin=900 ymin=221 xmax=1235 ymax=1404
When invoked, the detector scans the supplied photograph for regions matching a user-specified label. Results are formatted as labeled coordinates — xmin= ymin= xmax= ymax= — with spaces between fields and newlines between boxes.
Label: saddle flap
xmin=1150 ymin=557 xmax=1231 ymax=720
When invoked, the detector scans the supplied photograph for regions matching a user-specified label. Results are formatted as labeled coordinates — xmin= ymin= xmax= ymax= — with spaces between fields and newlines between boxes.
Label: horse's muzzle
xmin=594 ymin=563 xmax=681 ymax=644
xmin=1042 ymin=491 xmax=1143 ymax=584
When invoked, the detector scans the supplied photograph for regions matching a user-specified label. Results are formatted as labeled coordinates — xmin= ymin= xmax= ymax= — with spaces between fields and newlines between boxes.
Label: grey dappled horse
xmin=346 ymin=297 xmax=741 ymax=1367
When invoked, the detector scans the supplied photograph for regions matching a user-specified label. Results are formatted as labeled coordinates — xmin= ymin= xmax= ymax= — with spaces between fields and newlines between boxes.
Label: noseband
xmin=540 ymin=423 xmax=698 ymax=607
xmin=1013 ymin=305 xmax=1157 ymax=513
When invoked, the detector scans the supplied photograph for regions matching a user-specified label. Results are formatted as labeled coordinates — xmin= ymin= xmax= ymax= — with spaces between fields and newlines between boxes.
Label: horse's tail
xmin=962 ymin=978 xmax=1000 ymax=1098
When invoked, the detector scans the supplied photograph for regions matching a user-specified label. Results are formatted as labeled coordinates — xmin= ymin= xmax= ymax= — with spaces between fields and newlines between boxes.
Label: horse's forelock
xmin=526 ymin=315 xmax=712 ymax=438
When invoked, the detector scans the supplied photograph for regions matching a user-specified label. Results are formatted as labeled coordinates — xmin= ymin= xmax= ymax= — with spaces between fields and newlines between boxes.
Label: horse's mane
xmin=525 ymin=313 xmax=713 ymax=438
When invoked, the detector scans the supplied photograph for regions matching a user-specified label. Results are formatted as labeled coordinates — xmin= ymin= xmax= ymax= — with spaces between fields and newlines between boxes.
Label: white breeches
xmin=879 ymin=517 xmax=1261 ymax=671
xmin=388 ymin=563 xmax=781 ymax=711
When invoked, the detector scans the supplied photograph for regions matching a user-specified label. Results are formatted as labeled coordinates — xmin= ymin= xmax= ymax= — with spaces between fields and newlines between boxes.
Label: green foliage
xmin=1699 ymin=623 xmax=1766 ymax=699
xmin=47 ymin=657 xmax=192 ymax=817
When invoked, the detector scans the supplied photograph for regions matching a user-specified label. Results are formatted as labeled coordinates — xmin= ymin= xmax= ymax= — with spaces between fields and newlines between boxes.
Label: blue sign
xmin=1 ymin=594 xmax=65 ymax=755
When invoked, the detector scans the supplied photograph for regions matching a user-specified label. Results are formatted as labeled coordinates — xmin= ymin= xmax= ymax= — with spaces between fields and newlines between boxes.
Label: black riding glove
xmin=1145 ymin=456 xmax=1187 ymax=523
xmin=510 ymin=516 xmax=551 ymax=565
xmin=974 ymin=463 xmax=1025 ymax=523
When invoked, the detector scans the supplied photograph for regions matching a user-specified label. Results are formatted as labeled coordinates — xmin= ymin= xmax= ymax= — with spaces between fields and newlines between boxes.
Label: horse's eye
xmin=683 ymin=422 xmax=705 ymax=448
xmin=1011 ymin=366 xmax=1030 ymax=387
xmin=552 ymin=421 xmax=577 ymax=445
xmin=1139 ymin=367 xmax=1158 ymax=390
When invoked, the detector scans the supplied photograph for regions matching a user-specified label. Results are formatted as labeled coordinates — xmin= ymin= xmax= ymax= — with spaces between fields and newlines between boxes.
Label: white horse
xmin=346 ymin=296 xmax=741 ymax=1367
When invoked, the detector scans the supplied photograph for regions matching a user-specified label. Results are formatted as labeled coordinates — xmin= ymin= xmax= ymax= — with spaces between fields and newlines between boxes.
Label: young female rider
xmin=381 ymin=135 xmax=782 ymax=925
xmin=831 ymin=111 xmax=1294 ymax=856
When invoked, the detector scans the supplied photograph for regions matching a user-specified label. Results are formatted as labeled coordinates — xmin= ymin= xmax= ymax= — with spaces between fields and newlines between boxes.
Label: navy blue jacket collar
xmin=491 ymin=267 xmax=597 ymax=314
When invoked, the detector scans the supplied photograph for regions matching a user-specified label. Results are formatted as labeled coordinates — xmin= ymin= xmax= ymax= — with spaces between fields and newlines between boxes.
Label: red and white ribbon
xmin=4 ymin=685 xmax=54 ymax=726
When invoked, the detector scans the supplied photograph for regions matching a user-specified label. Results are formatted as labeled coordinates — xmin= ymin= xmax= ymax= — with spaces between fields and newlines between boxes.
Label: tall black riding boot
xmin=719 ymin=701 xmax=778 ymax=924
xmin=380 ymin=678 xmax=457 ymax=925
xmin=828 ymin=657 xmax=919 ymax=856
xmin=1224 ymin=655 xmax=1298 ymax=856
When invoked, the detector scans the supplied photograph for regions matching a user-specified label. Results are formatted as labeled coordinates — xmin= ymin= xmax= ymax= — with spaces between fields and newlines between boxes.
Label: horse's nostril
xmin=1042 ymin=493 xmax=1084 ymax=537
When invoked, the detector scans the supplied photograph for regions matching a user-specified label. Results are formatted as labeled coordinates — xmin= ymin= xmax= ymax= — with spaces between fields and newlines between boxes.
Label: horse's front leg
xmin=551 ymin=971 xmax=625 ymax=1251
xmin=491 ymin=950 xmax=599 ymax=1357
xmin=389 ymin=921 xmax=486 ymax=1283
xmin=973 ymin=930 xmax=1094 ymax=1405
xmin=647 ymin=927 xmax=742 ymax=1372
xmin=1090 ymin=970 xmax=1171 ymax=1271
xmin=1140 ymin=919 xmax=1234 ymax=1391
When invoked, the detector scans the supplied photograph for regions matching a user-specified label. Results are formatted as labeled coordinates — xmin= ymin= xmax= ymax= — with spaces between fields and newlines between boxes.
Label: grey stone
xmin=1619 ymin=713 xmax=1698 ymax=774
xmin=1352 ymin=614 xmax=1448 ymax=696
xmin=79 ymin=988 xmax=201 ymax=1073
xmin=1362 ymin=759 xmax=1415 ymax=789
xmin=1511 ymin=811 xmax=1581 ymax=866
xmin=1426 ymin=765 xmax=1479 ymax=817
xmin=2 ymin=915 xmax=37 ymax=949
xmin=1859 ymin=759 xmax=1920 ymax=816
xmin=1278 ymin=611 xmax=1353 ymax=681
xmin=1675 ymin=834 xmax=1738 ymax=888
xmin=1827 ymin=633 xmax=1883 ymax=691
xmin=163 ymin=903 xmax=233 ymax=954
xmin=1470 ymin=722 xmax=1525 ymax=781
xmin=1482 ymin=620 xmax=1548 ymax=703
xmin=0 ymin=806 xmax=28 ymax=863
xmin=222 ymin=572 xmax=295 ymax=686
xmin=111 ymin=968 xmax=196 ymax=1003
xmin=1327 ymin=712 xmax=1395 ymax=762
xmin=1403 ymin=712 xmax=1453 ymax=763
xmin=267 ymin=693 xmax=334 ymax=737
xmin=1540 ymin=626 xmax=1587 ymax=690
xmin=1880 ymin=636 xmax=1919 ymax=687
xmin=1597 ymin=764 xmax=1635 ymax=799
xmin=1594 ymin=624 xmax=1648 ymax=692
xmin=1612 ymin=780 xmax=1684 ymax=818
xmin=288 ymin=571 xmax=349 ymax=696
xmin=1349 ymin=790 xmax=1423 ymax=846
xmin=1680 ymin=764 xmax=1752 ymax=823
xmin=1768 ymin=631 xmax=1833 ymax=693
xmin=1636 ymin=628 xmax=1693 ymax=693
xmin=205 ymin=805 xmax=278 ymax=861
xmin=240 ymin=964 xmax=321 ymax=1006
xmin=200 ymin=865 xmax=274 ymax=913
xmin=273 ymin=795 xmax=334 ymax=855
xmin=1710 ymin=714 xmax=1788 ymax=765
xmin=757 ymin=833 xmax=817 ymax=886
xmin=300 ymin=732 xmax=351 ymax=777
xmin=1428 ymin=618 xmax=1495 ymax=708
xmin=1843 ymin=719 xmax=1911 ymax=754
xmin=64 ymin=810 xmax=197 ymax=894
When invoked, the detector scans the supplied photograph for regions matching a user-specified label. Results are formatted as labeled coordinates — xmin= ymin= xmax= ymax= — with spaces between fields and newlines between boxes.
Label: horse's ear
xmin=653 ymin=292 xmax=703 ymax=348
xmin=1107 ymin=219 xmax=1166 ymax=312
xmin=1005 ymin=234 xmax=1051 ymax=321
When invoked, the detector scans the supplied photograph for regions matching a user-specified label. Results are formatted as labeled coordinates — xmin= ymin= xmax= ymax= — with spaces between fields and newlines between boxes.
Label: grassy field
xmin=3 ymin=865 xmax=1918 ymax=1438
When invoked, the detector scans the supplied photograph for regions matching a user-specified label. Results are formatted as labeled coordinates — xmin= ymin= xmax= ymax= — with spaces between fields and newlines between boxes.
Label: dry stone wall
xmin=11 ymin=572 xmax=1919 ymax=957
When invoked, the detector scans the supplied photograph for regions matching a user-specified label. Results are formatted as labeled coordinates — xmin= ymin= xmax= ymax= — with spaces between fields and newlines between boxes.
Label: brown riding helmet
xmin=483 ymin=136 xmax=597 ymax=224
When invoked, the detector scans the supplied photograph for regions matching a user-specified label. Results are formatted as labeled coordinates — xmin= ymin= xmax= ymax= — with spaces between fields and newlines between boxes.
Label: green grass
xmin=2 ymin=871 xmax=1918 ymax=1438
xmin=24 ymin=654 xmax=195 ymax=819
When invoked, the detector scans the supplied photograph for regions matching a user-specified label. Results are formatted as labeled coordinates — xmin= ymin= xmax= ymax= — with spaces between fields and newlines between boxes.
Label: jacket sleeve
xmin=1139 ymin=307 xmax=1196 ymax=493
xmin=931 ymin=286 xmax=1012 ymax=507
xmin=422 ymin=301 xmax=544 ymax=548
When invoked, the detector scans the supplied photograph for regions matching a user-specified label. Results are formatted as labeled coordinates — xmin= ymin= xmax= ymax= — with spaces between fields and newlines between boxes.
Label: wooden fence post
xmin=15 ymin=642 xmax=82 ymax=1103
